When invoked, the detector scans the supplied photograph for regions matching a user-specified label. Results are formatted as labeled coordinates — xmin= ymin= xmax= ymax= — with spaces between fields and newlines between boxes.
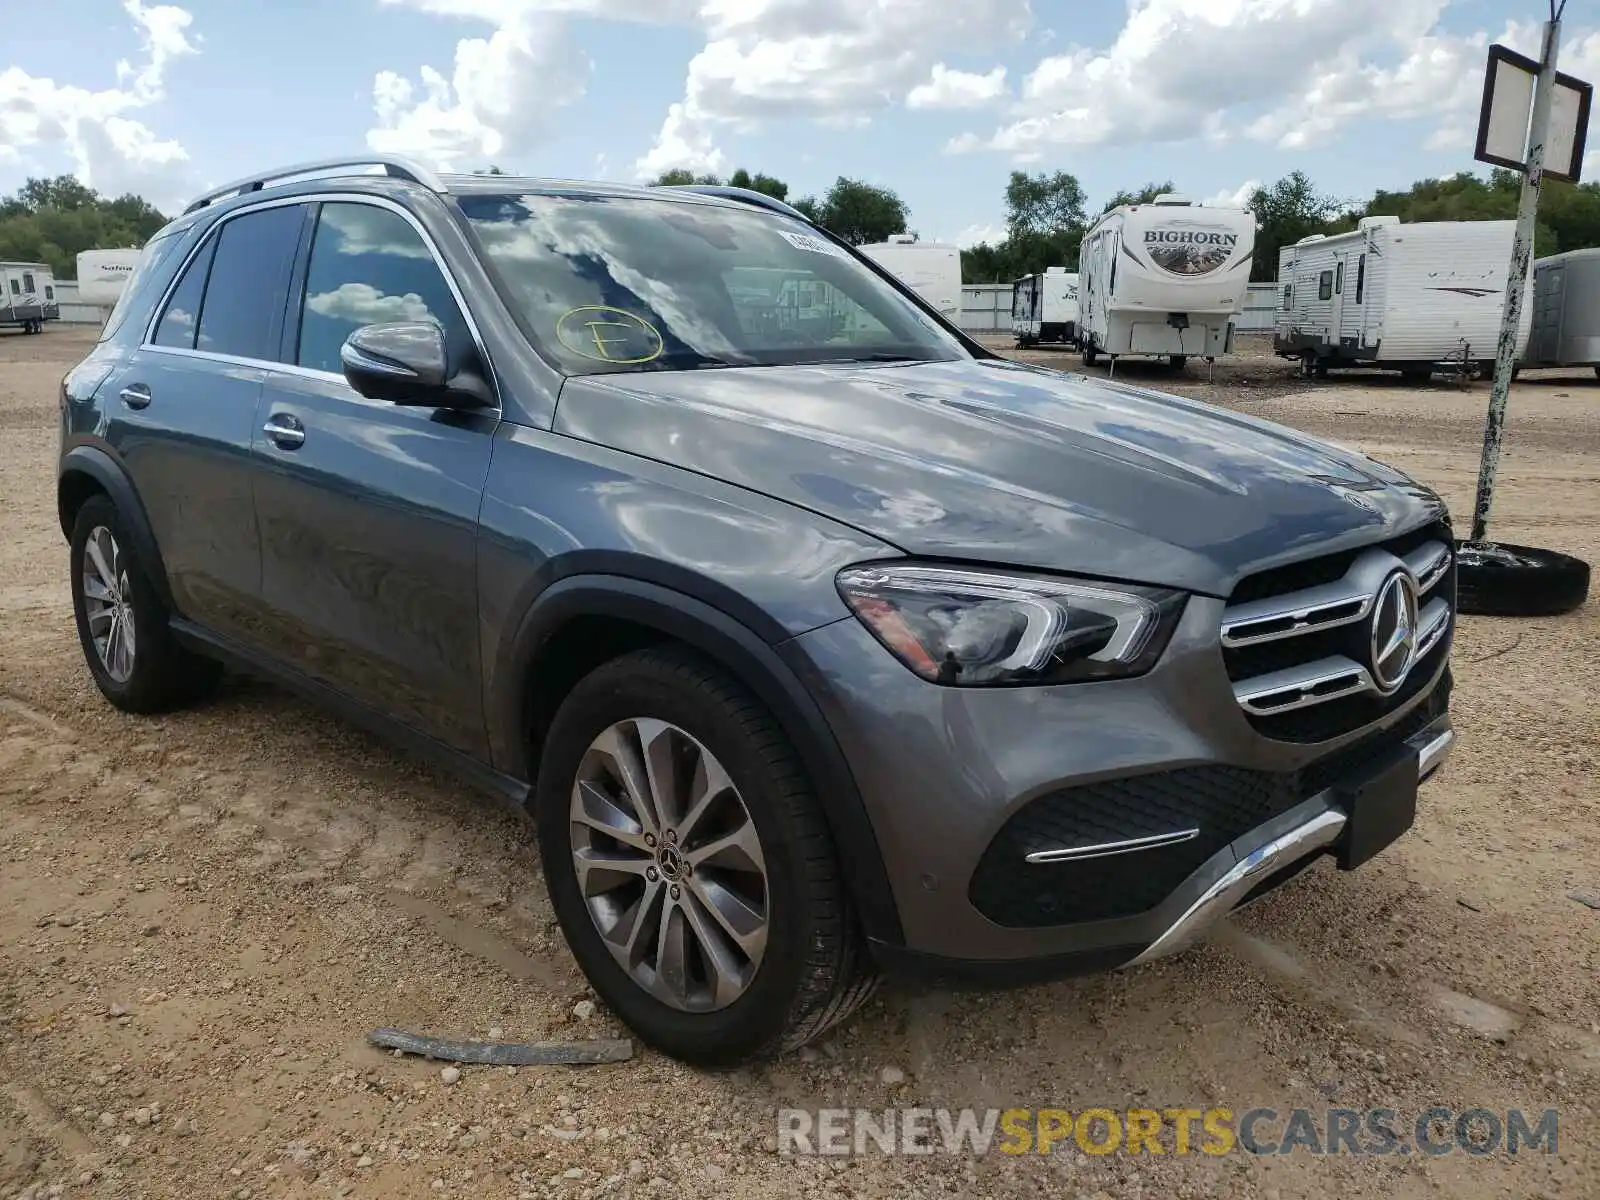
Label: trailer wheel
xmin=1170 ymin=355 xmax=1187 ymax=371
xmin=1083 ymin=342 xmax=1098 ymax=368
xmin=1593 ymin=365 xmax=1600 ymax=381
xmin=1456 ymin=541 xmax=1590 ymax=617
xmin=1400 ymin=367 xmax=1431 ymax=384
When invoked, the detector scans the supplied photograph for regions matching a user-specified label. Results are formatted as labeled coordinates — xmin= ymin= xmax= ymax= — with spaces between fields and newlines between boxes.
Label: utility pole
xmin=1468 ymin=13 xmax=1561 ymax=543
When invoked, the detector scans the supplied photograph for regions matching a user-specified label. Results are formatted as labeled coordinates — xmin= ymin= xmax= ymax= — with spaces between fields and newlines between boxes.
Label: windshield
xmin=458 ymin=192 xmax=969 ymax=374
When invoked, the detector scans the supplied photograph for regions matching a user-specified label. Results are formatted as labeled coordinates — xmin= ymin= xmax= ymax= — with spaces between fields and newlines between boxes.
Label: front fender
xmin=490 ymin=572 xmax=905 ymax=947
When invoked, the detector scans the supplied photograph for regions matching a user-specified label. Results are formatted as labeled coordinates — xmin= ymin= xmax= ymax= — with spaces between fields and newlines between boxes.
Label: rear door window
xmin=194 ymin=204 xmax=306 ymax=360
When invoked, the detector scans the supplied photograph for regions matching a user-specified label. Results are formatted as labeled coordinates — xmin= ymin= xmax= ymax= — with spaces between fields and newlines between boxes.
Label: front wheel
xmin=534 ymin=646 xmax=877 ymax=1066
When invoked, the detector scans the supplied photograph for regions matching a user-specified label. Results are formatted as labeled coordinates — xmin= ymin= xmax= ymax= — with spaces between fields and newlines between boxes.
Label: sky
xmin=2 ymin=0 xmax=1598 ymax=247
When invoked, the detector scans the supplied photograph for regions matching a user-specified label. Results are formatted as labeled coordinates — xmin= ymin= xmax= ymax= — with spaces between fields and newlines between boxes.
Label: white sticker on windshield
xmin=780 ymin=230 xmax=848 ymax=259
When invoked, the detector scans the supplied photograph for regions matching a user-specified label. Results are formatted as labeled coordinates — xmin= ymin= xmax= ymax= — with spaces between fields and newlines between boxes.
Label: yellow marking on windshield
xmin=556 ymin=306 xmax=664 ymax=364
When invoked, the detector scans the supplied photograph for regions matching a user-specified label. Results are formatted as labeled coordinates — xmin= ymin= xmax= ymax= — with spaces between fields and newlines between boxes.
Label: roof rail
xmin=182 ymin=155 xmax=448 ymax=216
xmin=663 ymin=184 xmax=812 ymax=224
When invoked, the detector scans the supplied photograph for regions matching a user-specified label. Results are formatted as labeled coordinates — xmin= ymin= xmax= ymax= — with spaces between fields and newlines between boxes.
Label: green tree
xmin=1004 ymin=170 xmax=1088 ymax=239
xmin=1247 ymin=171 xmax=1349 ymax=282
xmin=652 ymin=168 xmax=723 ymax=186
xmin=726 ymin=168 xmax=790 ymax=201
xmin=794 ymin=177 xmax=909 ymax=245
xmin=0 ymin=175 xmax=170 ymax=279
xmin=1099 ymin=180 xmax=1177 ymax=215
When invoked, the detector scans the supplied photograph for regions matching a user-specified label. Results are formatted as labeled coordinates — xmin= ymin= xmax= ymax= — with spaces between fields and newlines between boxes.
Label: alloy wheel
xmin=82 ymin=525 xmax=136 ymax=683
xmin=569 ymin=718 xmax=769 ymax=1012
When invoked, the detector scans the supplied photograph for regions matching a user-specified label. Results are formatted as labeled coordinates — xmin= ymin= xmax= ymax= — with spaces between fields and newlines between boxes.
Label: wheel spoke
xmin=83 ymin=575 xmax=115 ymax=603
xmin=684 ymin=817 xmax=764 ymax=875
xmin=603 ymin=878 xmax=665 ymax=969
xmin=587 ymin=724 xmax=660 ymax=836
xmin=677 ymin=749 xmax=733 ymax=843
xmin=653 ymin=897 xmax=691 ymax=1006
xmin=572 ymin=779 xmax=652 ymax=851
xmin=685 ymin=875 xmax=767 ymax=961
xmin=675 ymin=889 xmax=750 ymax=1007
xmin=85 ymin=533 xmax=117 ymax=599
xmin=86 ymin=605 xmax=114 ymax=630
xmin=573 ymin=845 xmax=653 ymax=897
xmin=633 ymin=718 xmax=682 ymax=831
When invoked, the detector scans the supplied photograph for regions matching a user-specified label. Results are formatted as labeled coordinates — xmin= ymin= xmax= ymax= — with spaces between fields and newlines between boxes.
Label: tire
xmin=1400 ymin=368 xmax=1431 ymax=384
xmin=69 ymin=494 xmax=222 ymax=713
xmin=1083 ymin=341 xmax=1098 ymax=368
xmin=1170 ymin=355 xmax=1187 ymax=370
xmin=534 ymin=646 xmax=878 ymax=1066
xmin=1455 ymin=540 xmax=1590 ymax=617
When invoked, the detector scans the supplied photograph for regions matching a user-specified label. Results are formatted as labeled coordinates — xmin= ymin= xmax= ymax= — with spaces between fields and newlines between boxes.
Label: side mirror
xmin=339 ymin=322 xmax=490 ymax=408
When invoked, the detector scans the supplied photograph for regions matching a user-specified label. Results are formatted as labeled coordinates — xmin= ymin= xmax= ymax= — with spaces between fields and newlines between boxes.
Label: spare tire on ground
xmin=1455 ymin=541 xmax=1591 ymax=616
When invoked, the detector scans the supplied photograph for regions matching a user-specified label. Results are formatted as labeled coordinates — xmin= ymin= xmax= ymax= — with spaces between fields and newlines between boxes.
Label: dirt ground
xmin=1 ymin=325 xmax=1596 ymax=1200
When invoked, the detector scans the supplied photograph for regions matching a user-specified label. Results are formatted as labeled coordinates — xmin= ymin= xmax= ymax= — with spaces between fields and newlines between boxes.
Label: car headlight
xmin=835 ymin=563 xmax=1186 ymax=686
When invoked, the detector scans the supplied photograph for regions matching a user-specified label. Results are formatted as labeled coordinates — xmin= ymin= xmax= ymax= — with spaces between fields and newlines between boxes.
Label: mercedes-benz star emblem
xmin=1369 ymin=571 xmax=1420 ymax=691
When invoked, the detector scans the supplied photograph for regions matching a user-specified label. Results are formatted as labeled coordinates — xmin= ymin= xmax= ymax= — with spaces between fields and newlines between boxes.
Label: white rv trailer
xmin=856 ymin=235 xmax=962 ymax=326
xmin=75 ymin=248 xmax=144 ymax=307
xmin=1012 ymin=266 xmax=1079 ymax=346
xmin=1522 ymin=247 xmax=1600 ymax=376
xmin=1 ymin=261 xmax=58 ymax=334
xmin=1274 ymin=217 xmax=1531 ymax=379
xmin=1077 ymin=194 xmax=1256 ymax=370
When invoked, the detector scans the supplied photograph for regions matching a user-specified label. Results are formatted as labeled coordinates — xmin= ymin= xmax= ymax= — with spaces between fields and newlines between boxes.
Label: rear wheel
xmin=1082 ymin=341 xmax=1098 ymax=368
xmin=535 ymin=646 xmax=877 ymax=1065
xmin=1170 ymin=355 xmax=1187 ymax=370
xmin=69 ymin=495 xmax=221 ymax=713
xmin=1400 ymin=367 xmax=1431 ymax=384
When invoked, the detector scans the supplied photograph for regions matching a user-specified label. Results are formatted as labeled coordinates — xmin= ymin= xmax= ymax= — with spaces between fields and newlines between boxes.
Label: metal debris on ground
xmin=1568 ymin=890 xmax=1600 ymax=911
xmin=367 ymin=1027 xmax=634 ymax=1065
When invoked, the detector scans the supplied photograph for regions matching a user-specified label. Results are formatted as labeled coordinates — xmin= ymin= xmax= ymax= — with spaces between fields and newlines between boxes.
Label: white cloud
xmin=366 ymin=13 xmax=588 ymax=169
xmin=635 ymin=0 xmax=1032 ymax=178
xmin=1202 ymin=179 xmax=1259 ymax=208
xmin=0 ymin=0 xmax=197 ymax=204
xmin=945 ymin=0 xmax=1598 ymax=161
xmin=307 ymin=282 xmax=436 ymax=325
xmin=906 ymin=64 xmax=1007 ymax=110
xmin=634 ymin=101 xmax=726 ymax=179
xmin=952 ymin=221 xmax=1005 ymax=247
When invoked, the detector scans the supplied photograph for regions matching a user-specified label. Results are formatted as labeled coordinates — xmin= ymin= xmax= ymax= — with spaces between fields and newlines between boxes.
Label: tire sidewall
xmin=534 ymin=658 xmax=821 ymax=1063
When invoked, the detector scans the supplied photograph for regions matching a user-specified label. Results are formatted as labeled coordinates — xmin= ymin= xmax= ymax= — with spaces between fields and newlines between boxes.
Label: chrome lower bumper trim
xmin=1124 ymin=809 xmax=1347 ymax=966
xmin=1127 ymin=717 xmax=1453 ymax=968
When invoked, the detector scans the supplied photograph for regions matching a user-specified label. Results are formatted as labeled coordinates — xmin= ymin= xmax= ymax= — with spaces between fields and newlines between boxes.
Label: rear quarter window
xmin=100 ymin=226 xmax=189 ymax=343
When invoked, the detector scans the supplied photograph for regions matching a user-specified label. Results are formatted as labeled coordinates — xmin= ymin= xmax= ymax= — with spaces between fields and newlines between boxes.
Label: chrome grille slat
xmin=1224 ymin=537 xmax=1454 ymax=731
xmin=1235 ymin=656 xmax=1375 ymax=715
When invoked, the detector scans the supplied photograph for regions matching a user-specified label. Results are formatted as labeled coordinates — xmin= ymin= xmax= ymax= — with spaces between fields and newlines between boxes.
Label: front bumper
xmin=780 ymin=598 xmax=1453 ymax=978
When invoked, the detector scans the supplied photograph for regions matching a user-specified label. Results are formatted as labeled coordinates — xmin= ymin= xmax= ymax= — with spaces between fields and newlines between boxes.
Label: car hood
xmin=553 ymin=356 xmax=1447 ymax=597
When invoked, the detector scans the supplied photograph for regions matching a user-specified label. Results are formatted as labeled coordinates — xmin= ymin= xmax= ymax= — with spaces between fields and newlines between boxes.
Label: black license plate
xmin=1335 ymin=749 xmax=1419 ymax=870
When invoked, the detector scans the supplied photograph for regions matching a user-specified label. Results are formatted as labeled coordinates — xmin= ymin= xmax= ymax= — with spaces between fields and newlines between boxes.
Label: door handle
xmin=119 ymin=384 xmax=152 ymax=410
xmin=262 ymin=413 xmax=305 ymax=449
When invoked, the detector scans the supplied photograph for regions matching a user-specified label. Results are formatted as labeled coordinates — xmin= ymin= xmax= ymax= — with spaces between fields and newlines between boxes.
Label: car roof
xmin=178 ymin=156 xmax=807 ymax=227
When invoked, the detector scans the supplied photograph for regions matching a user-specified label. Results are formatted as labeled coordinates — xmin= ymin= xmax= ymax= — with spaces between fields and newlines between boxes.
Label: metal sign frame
xmin=1474 ymin=42 xmax=1592 ymax=183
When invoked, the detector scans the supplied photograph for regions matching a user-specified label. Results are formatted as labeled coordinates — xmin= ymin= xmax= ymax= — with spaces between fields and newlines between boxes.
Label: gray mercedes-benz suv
xmin=57 ymin=157 xmax=1455 ymax=1065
